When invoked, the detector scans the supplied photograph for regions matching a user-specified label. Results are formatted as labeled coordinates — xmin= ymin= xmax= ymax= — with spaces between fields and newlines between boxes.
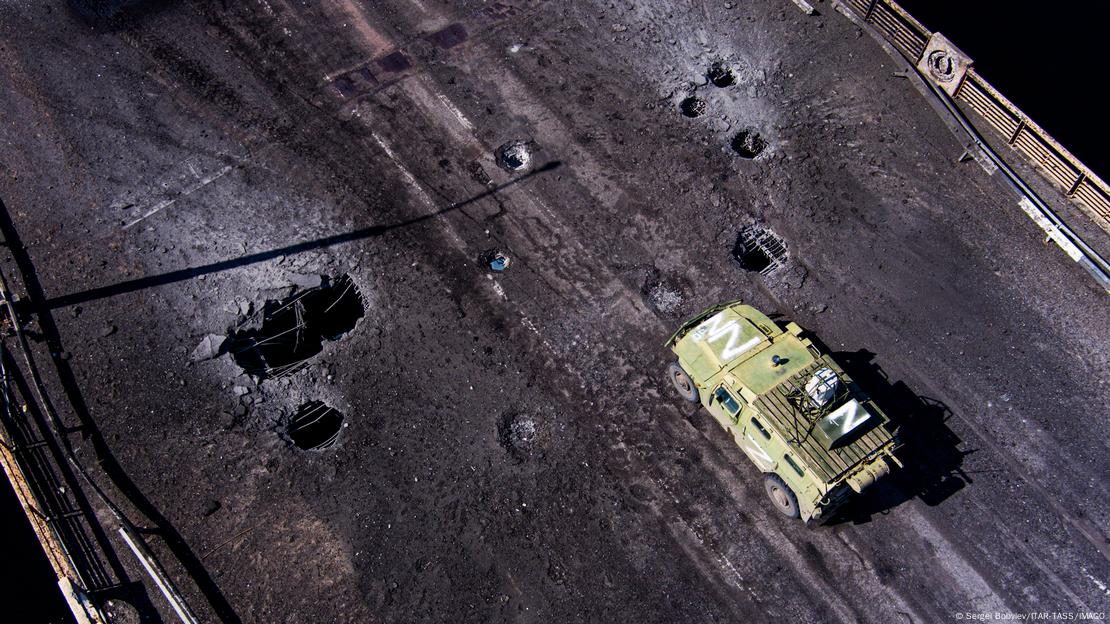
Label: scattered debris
xmin=707 ymin=62 xmax=735 ymax=87
xmin=495 ymin=140 xmax=531 ymax=172
xmin=287 ymin=401 xmax=344 ymax=451
xmin=497 ymin=411 xmax=538 ymax=462
xmin=791 ymin=0 xmax=816 ymax=15
xmin=733 ymin=225 xmax=789 ymax=275
xmin=731 ymin=129 xmax=767 ymax=159
xmin=679 ymin=96 xmax=707 ymax=118
xmin=641 ymin=268 xmax=688 ymax=318
xmin=482 ymin=250 xmax=512 ymax=272
xmin=289 ymin=273 xmax=324 ymax=290
xmin=468 ymin=161 xmax=494 ymax=187
xmin=646 ymin=283 xmax=684 ymax=316
xmin=227 ymin=274 xmax=364 ymax=380
xmin=191 ymin=334 xmax=228 ymax=362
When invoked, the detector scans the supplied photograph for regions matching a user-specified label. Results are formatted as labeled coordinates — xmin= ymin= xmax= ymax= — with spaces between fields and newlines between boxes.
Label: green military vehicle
xmin=665 ymin=300 xmax=902 ymax=522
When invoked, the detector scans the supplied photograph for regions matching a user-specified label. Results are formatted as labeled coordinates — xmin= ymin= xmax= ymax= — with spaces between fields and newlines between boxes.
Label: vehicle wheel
xmin=763 ymin=474 xmax=800 ymax=519
xmin=667 ymin=362 xmax=699 ymax=403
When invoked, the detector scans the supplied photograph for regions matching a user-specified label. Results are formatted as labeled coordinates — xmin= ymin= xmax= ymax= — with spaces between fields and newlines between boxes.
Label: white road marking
xmin=436 ymin=92 xmax=475 ymax=131
xmin=909 ymin=509 xmax=1010 ymax=614
xmin=123 ymin=164 xmax=234 ymax=229
xmin=1086 ymin=570 xmax=1110 ymax=597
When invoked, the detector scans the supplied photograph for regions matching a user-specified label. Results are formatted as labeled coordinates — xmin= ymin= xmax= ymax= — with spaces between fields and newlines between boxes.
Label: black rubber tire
xmin=667 ymin=362 xmax=700 ymax=403
xmin=763 ymin=474 xmax=801 ymax=519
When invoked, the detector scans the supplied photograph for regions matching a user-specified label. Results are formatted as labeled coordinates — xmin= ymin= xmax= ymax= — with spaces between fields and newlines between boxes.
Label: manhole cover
xmin=287 ymin=401 xmax=344 ymax=451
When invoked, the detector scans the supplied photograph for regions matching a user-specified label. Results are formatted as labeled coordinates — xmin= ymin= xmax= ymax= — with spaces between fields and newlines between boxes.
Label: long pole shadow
xmin=0 ymin=198 xmax=241 ymax=623
xmin=0 ymin=159 xmax=557 ymax=621
xmin=46 ymin=160 xmax=560 ymax=310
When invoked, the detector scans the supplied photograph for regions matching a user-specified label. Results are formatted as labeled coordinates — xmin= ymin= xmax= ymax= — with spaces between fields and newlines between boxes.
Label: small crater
xmin=495 ymin=140 xmax=531 ymax=172
xmin=731 ymin=129 xmax=767 ymax=159
xmin=497 ymin=411 xmax=538 ymax=462
xmin=733 ymin=225 xmax=788 ymax=275
xmin=707 ymin=62 xmax=735 ymax=87
xmin=228 ymin=274 xmax=364 ymax=380
xmin=287 ymin=401 xmax=344 ymax=451
xmin=641 ymin=268 xmax=689 ymax=318
xmin=679 ymin=96 xmax=707 ymax=118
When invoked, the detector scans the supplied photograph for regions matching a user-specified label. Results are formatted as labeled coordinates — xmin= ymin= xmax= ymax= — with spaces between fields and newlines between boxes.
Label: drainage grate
xmin=733 ymin=225 xmax=788 ymax=275
xmin=287 ymin=401 xmax=344 ymax=451
xmin=228 ymin=274 xmax=364 ymax=380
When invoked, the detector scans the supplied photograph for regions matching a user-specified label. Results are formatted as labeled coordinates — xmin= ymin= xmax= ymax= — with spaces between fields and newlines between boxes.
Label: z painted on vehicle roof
xmin=666 ymin=300 xmax=903 ymax=522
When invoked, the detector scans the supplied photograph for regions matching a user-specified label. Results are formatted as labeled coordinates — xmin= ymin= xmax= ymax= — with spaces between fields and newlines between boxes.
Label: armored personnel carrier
xmin=665 ymin=300 xmax=902 ymax=522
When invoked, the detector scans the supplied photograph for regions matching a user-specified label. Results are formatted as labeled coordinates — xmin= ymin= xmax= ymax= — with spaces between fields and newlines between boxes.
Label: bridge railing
xmin=838 ymin=0 xmax=1110 ymax=235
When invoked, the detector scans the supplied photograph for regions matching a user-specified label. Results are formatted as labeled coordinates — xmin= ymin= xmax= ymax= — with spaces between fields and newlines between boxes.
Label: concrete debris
xmin=791 ymin=0 xmax=816 ymax=15
xmin=191 ymin=334 xmax=228 ymax=362
xmin=647 ymin=283 xmax=684 ymax=316
xmin=289 ymin=273 xmax=324 ymax=290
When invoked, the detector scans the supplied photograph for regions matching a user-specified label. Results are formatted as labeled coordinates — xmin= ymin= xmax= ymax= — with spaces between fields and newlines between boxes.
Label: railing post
xmin=864 ymin=0 xmax=878 ymax=21
xmin=1067 ymin=174 xmax=1085 ymax=197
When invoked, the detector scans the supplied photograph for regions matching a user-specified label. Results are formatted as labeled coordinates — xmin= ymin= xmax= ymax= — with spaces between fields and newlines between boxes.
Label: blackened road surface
xmin=1 ymin=1 xmax=1107 ymax=623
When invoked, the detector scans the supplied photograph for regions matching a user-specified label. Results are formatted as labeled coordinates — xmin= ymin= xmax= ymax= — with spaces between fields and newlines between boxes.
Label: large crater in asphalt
xmin=227 ymin=274 xmax=364 ymax=380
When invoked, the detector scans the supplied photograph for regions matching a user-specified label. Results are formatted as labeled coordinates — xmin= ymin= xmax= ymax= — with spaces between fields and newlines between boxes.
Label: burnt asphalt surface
xmin=1 ymin=1 xmax=1108 ymax=622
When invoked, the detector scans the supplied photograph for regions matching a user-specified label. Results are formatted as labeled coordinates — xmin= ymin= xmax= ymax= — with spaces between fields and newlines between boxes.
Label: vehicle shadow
xmin=822 ymin=349 xmax=973 ymax=525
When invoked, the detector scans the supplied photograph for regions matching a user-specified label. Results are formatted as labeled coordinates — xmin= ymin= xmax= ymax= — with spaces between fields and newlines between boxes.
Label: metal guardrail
xmin=839 ymin=0 xmax=1110 ymax=236
xmin=832 ymin=0 xmax=1110 ymax=292
xmin=1 ymin=332 xmax=109 ymax=624
xmin=0 ymin=264 xmax=201 ymax=624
